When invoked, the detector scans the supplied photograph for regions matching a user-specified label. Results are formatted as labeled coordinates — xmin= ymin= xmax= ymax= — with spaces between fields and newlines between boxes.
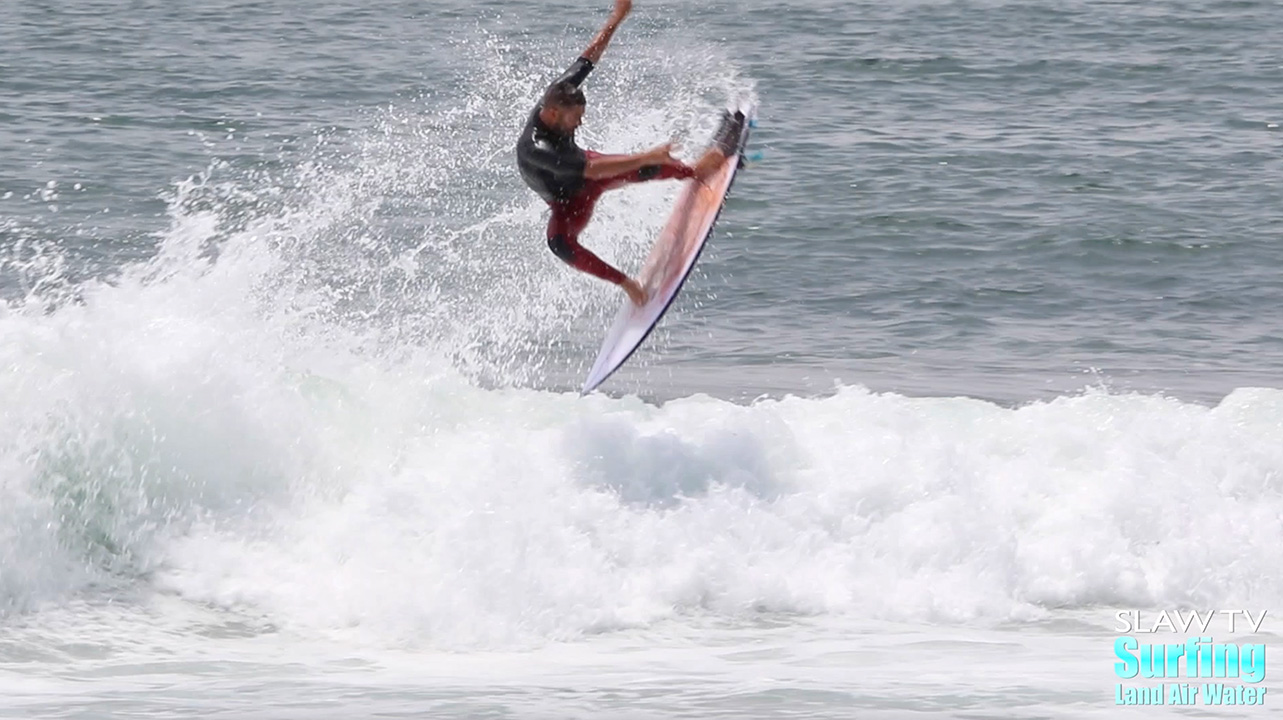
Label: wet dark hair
xmin=543 ymin=81 xmax=586 ymax=109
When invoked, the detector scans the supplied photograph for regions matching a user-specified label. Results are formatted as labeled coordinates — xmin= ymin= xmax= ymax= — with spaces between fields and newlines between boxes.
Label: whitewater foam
xmin=143 ymin=383 xmax=1283 ymax=650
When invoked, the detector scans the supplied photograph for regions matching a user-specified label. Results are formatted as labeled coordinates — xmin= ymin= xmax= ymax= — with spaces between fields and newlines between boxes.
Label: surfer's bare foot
xmin=622 ymin=278 xmax=647 ymax=306
xmin=692 ymin=148 xmax=727 ymax=183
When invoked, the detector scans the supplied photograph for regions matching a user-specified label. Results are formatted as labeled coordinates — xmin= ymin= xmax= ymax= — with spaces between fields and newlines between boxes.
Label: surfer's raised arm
xmin=581 ymin=0 xmax=633 ymax=64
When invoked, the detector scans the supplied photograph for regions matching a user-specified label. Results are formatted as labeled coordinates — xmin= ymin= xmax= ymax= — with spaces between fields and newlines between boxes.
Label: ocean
xmin=2 ymin=0 xmax=1282 ymax=717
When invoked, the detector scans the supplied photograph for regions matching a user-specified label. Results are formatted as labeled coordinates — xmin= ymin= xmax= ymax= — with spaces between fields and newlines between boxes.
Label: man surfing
xmin=516 ymin=0 xmax=743 ymax=306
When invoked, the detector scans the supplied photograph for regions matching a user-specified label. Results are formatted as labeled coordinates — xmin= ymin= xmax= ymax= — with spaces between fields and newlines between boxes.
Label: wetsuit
xmin=516 ymin=57 xmax=694 ymax=286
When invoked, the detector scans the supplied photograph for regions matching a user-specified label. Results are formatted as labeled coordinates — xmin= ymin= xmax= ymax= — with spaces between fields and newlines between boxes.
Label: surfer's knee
xmin=547 ymin=233 xmax=576 ymax=264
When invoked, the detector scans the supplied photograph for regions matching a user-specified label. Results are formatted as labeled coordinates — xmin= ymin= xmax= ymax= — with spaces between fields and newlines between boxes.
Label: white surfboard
xmin=581 ymin=101 xmax=756 ymax=394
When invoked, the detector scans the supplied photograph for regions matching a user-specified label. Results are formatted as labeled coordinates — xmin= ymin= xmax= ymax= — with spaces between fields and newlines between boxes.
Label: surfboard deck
xmin=580 ymin=101 xmax=756 ymax=395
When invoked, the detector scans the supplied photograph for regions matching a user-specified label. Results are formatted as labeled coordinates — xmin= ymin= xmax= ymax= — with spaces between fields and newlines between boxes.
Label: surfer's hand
xmin=612 ymin=0 xmax=633 ymax=20
xmin=645 ymin=143 xmax=683 ymax=167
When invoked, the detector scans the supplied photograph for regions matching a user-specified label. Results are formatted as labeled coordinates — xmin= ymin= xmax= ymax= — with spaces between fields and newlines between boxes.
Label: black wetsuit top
xmin=516 ymin=57 xmax=594 ymax=204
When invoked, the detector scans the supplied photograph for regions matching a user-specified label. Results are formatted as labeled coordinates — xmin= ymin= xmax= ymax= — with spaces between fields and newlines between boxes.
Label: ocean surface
xmin=3 ymin=0 xmax=1282 ymax=717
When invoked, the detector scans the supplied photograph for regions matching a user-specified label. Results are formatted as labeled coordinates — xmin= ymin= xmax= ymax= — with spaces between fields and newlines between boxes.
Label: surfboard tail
xmin=713 ymin=110 xmax=747 ymax=156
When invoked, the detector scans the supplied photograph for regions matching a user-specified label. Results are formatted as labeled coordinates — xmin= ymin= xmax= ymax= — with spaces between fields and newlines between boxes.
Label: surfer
xmin=516 ymin=0 xmax=742 ymax=306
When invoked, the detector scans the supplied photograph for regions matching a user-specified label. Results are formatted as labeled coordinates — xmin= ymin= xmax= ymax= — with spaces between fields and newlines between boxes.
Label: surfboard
xmin=580 ymin=101 xmax=756 ymax=395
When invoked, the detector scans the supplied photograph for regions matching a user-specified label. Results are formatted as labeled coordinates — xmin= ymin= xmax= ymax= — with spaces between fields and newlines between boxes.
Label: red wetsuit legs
xmin=546 ymin=190 xmax=627 ymax=284
xmin=546 ymin=154 xmax=695 ymax=285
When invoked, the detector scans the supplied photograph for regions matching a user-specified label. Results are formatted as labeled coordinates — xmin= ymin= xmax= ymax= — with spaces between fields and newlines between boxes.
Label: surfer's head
xmin=541 ymin=81 xmax=587 ymax=132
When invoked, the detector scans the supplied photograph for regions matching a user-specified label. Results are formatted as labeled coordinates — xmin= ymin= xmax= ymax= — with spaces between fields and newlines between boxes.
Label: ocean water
xmin=3 ymin=0 xmax=1282 ymax=717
